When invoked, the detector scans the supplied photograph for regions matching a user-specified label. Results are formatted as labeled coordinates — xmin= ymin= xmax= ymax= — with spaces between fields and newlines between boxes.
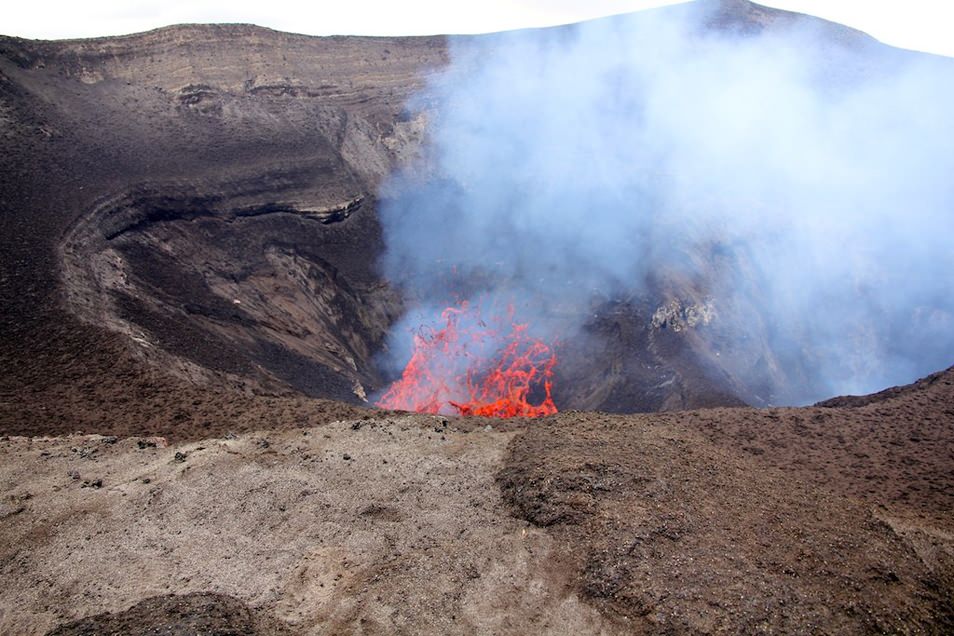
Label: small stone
xmin=342 ymin=453 xmax=352 ymax=461
xmin=173 ymin=451 xmax=188 ymax=463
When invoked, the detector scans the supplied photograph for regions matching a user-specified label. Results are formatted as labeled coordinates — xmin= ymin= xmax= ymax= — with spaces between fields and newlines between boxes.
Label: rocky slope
xmin=0 ymin=24 xmax=443 ymax=419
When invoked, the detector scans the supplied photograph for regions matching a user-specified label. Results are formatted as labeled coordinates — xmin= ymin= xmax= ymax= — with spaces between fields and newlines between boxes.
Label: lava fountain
xmin=376 ymin=301 xmax=558 ymax=417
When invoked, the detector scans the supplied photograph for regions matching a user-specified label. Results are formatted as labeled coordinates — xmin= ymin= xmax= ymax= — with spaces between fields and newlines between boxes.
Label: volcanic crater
xmin=1 ymin=1 xmax=953 ymax=634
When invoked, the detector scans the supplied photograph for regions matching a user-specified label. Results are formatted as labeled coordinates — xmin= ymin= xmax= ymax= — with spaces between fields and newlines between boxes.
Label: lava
xmin=376 ymin=302 xmax=557 ymax=417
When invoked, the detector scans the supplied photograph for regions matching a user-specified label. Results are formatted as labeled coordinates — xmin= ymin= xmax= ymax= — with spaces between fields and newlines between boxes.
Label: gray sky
xmin=3 ymin=1 xmax=952 ymax=58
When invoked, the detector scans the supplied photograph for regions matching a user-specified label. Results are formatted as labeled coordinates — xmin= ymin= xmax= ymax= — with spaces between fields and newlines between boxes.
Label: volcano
xmin=1 ymin=1 xmax=953 ymax=633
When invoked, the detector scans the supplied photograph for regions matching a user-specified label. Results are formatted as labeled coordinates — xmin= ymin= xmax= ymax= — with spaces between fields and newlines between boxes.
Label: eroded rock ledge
xmin=60 ymin=163 xmax=400 ymax=402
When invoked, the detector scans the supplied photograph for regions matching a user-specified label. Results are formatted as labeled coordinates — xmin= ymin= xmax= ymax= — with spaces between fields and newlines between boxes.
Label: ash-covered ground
xmin=3 ymin=371 xmax=953 ymax=634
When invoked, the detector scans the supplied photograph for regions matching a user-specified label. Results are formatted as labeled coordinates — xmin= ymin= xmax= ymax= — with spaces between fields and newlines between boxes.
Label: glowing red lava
xmin=376 ymin=302 xmax=557 ymax=417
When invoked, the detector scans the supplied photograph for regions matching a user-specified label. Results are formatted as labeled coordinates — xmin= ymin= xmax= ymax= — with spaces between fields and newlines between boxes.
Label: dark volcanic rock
xmin=0 ymin=24 xmax=443 ymax=401
xmin=0 ymin=25 xmax=443 ymax=438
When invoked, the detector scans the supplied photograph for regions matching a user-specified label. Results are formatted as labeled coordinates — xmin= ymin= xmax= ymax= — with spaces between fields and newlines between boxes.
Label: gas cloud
xmin=374 ymin=2 xmax=954 ymax=408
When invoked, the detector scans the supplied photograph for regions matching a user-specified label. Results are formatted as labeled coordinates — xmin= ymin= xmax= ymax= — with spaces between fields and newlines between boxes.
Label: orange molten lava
xmin=376 ymin=302 xmax=557 ymax=418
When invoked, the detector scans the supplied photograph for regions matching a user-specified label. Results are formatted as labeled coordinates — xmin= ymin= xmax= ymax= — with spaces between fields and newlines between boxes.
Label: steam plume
xmin=376 ymin=1 xmax=954 ymax=405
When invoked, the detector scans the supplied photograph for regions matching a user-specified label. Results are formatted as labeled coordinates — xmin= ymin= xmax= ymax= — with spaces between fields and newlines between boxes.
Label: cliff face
xmin=1 ymin=24 xmax=444 ymax=186
xmin=0 ymin=25 xmax=446 ymax=418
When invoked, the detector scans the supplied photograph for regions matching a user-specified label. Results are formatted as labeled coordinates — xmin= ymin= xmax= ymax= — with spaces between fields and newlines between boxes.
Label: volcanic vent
xmin=376 ymin=301 xmax=558 ymax=417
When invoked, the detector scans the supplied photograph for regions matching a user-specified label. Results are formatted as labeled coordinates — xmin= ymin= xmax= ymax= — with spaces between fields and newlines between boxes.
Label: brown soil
xmin=500 ymin=368 xmax=954 ymax=633
xmin=0 ymin=419 xmax=612 ymax=634
xmin=0 ymin=368 xmax=951 ymax=634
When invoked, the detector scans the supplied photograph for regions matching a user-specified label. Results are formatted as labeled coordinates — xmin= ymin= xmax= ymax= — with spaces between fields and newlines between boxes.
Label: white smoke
xmin=377 ymin=1 xmax=954 ymax=405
